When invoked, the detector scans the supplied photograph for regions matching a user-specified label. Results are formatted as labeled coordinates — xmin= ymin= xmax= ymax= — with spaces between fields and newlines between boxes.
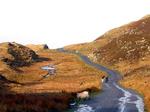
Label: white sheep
xmin=77 ymin=91 xmax=89 ymax=99
xmin=101 ymin=78 xmax=105 ymax=83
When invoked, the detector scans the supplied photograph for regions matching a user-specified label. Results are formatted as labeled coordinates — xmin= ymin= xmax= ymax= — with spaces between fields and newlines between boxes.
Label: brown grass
xmin=0 ymin=48 xmax=105 ymax=112
xmin=0 ymin=93 xmax=73 ymax=112
xmin=9 ymin=50 xmax=104 ymax=93
xmin=65 ymin=15 xmax=150 ymax=111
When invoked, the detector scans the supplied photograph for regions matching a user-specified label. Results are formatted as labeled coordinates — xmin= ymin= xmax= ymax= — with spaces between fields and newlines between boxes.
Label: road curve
xmin=57 ymin=48 xmax=144 ymax=112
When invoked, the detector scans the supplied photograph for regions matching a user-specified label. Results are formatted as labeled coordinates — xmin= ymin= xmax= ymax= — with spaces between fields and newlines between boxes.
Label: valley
xmin=0 ymin=15 xmax=150 ymax=112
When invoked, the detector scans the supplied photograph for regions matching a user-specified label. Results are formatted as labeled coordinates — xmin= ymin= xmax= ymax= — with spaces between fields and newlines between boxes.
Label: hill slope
xmin=65 ymin=15 xmax=150 ymax=65
xmin=65 ymin=15 xmax=150 ymax=111
xmin=0 ymin=42 xmax=104 ymax=112
xmin=93 ymin=15 xmax=150 ymax=65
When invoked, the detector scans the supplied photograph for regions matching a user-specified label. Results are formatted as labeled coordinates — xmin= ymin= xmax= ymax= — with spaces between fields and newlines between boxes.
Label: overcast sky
xmin=0 ymin=0 xmax=150 ymax=48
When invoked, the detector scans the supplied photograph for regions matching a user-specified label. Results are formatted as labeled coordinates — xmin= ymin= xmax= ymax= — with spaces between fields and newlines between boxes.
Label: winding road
xmin=57 ymin=48 xmax=144 ymax=112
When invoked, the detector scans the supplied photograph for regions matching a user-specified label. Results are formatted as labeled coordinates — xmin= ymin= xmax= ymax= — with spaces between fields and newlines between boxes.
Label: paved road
xmin=57 ymin=48 xmax=144 ymax=112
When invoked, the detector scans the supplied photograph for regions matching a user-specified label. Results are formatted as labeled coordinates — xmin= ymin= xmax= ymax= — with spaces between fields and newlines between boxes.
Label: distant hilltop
xmin=26 ymin=44 xmax=49 ymax=51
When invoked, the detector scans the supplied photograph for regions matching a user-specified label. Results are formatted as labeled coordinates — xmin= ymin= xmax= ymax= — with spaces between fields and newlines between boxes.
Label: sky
xmin=0 ymin=0 xmax=150 ymax=48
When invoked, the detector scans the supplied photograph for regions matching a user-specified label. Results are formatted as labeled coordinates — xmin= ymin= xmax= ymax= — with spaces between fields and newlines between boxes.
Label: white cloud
xmin=0 ymin=0 xmax=150 ymax=48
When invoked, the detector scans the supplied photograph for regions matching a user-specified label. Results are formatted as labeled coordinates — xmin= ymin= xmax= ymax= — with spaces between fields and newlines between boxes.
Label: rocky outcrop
xmin=88 ymin=53 xmax=98 ymax=62
xmin=0 ymin=42 xmax=39 ymax=67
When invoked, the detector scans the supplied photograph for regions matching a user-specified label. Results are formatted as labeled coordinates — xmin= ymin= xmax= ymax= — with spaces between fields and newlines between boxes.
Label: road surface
xmin=57 ymin=48 xmax=144 ymax=112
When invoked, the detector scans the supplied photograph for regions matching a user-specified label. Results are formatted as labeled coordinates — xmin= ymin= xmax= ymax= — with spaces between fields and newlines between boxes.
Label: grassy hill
xmin=0 ymin=42 xmax=104 ymax=112
xmin=65 ymin=15 xmax=150 ymax=111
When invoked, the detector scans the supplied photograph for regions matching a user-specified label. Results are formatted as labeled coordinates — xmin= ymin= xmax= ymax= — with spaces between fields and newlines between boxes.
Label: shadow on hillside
xmin=0 ymin=74 xmax=74 ymax=112
xmin=0 ymin=74 xmax=45 ymax=87
xmin=36 ymin=56 xmax=51 ymax=62
xmin=0 ymin=74 xmax=22 ymax=85
xmin=2 ymin=56 xmax=51 ymax=69
xmin=0 ymin=92 xmax=74 ymax=112
xmin=9 ymin=66 xmax=24 ymax=72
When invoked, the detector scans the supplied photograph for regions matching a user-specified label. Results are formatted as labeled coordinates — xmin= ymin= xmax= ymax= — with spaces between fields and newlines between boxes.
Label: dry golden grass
xmin=0 ymin=48 xmax=105 ymax=112
xmin=8 ymin=50 xmax=104 ymax=93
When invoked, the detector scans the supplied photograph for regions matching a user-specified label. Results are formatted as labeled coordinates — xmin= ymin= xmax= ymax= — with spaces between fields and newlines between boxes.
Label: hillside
xmin=93 ymin=15 xmax=150 ymax=65
xmin=65 ymin=15 xmax=150 ymax=111
xmin=65 ymin=15 xmax=150 ymax=64
xmin=0 ymin=42 xmax=104 ymax=112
